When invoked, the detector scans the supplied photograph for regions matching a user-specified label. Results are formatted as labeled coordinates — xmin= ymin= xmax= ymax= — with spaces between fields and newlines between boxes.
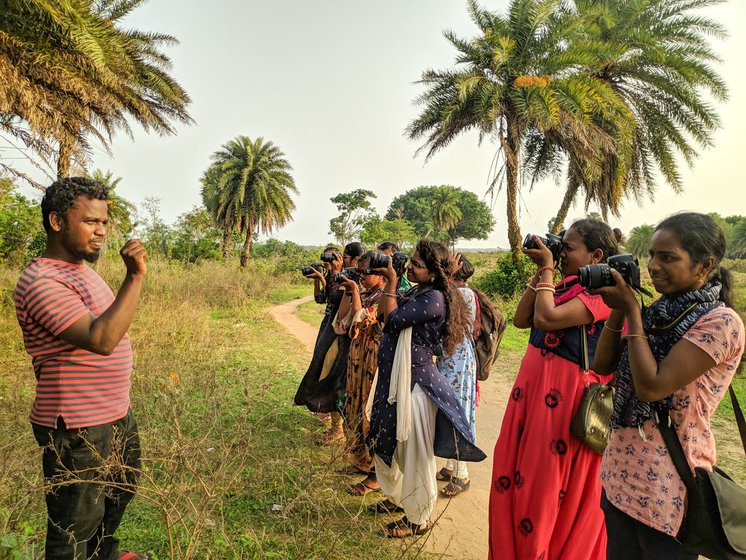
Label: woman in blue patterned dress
xmin=367 ymin=240 xmax=486 ymax=538
xmin=435 ymin=253 xmax=478 ymax=497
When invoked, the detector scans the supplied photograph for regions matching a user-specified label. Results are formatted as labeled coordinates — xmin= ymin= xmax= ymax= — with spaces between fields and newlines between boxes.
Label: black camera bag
xmin=657 ymin=388 xmax=746 ymax=560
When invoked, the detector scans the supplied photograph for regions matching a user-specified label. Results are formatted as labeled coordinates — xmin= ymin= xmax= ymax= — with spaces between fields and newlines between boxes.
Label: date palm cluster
xmin=407 ymin=0 xmax=727 ymax=252
xmin=0 ymin=0 xmax=192 ymax=185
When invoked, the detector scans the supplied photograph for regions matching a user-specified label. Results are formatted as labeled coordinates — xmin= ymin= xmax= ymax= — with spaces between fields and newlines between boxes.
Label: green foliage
xmin=170 ymin=207 xmax=223 ymax=263
xmin=328 ymin=189 xmax=377 ymax=245
xmin=360 ymin=216 xmax=417 ymax=249
xmin=0 ymin=179 xmax=44 ymax=265
xmin=385 ymin=186 xmax=494 ymax=244
xmin=474 ymin=252 xmax=533 ymax=299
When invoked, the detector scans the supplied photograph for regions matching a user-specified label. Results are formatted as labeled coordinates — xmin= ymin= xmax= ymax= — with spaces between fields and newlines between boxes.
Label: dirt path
xmin=268 ymin=296 xmax=510 ymax=560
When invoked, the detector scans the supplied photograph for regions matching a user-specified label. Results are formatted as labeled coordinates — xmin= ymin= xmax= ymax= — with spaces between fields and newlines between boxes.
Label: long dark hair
xmin=656 ymin=212 xmax=733 ymax=307
xmin=567 ymin=218 xmax=620 ymax=262
xmin=415 ymin=240 xmax=468 ymax=355
xmin=344 ymin=242 xmax=366 ymax=259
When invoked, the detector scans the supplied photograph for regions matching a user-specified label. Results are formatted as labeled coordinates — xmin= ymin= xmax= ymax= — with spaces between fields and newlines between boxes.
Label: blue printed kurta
xmin=368 ymin=288 xmax=486 ymax=466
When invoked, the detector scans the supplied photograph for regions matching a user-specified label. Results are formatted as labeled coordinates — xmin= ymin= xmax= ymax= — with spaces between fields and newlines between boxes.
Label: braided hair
xmin=415 ymin=240 xmax=468 ymax=356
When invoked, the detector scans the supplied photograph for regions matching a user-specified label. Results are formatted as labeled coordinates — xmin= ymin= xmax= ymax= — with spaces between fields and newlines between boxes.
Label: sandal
xmin=347 ymin=476 xmax=380 ymax=496
xmin=368 ymin=499 xmax=404 ymax=514
xmin=317 ymin=428 xmax=344 ymax=446
xmin=439 ymin=477 xmax=470 ymax=498
xmin=436 ymin=467 xmax=454 ymax=482
xmin=380 ymin=516 xmax=430 ymax=538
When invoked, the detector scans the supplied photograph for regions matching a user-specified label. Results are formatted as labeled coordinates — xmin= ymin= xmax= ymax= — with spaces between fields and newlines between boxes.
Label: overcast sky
xmin=12 ymin=0 xmax=746 ymax=249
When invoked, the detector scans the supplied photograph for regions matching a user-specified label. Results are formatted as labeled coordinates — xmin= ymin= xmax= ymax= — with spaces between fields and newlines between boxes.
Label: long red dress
xmin=488 ymin=280 xmax=612 ymax=560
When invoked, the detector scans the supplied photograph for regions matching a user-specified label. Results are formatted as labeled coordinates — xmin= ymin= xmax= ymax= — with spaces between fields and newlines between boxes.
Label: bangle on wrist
xmin=535 ymin=287 xmax=556 ymax=293
xmin=603 ymin=323 xmax=624 ymax=333
xmin=623 ymin=333 xmax=648 ymax=341
xmin=525 ymin=283 xmax=537 ymax=292
xmin=384 ymin=291 xmax=398 ymax=298
xmin=537 ymin=266 xmax=555 ymax=276
xmin=536 ymin=282 xmax=555 ymax=289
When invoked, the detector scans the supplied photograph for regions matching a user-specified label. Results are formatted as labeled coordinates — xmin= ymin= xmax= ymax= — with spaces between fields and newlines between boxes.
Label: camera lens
xmin=368 ymin=252 xmax=391 ymax=269
xmin=578 ymin=264 xmax=614 ymax=289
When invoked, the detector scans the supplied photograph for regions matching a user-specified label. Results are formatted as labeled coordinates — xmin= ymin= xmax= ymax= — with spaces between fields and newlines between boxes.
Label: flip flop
xmin=436 ymin=467 xmax=453 ymax=482
xmin=117 ymin=552 xmax=154 ymax=560
xmin=439 ymin=477 xmax=470 ymax=498
xmin=368 ymin=499 xmax=404 ymax=514
xmin=335 ymin=464 xmax=367 ymax=475
xmin=380 ymin=516 xmax=430 ymax=538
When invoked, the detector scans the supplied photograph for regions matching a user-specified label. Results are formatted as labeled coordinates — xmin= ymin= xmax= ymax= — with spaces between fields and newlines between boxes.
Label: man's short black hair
xmin=377 ymin=241 xmax=399 ymax=252
xmin=41 ymin=177 xmax=109 ymax=232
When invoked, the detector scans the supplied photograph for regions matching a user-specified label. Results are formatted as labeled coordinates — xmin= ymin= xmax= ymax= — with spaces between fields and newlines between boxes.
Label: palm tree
xmin=426 ymin=187 xmax=463 ymax=240
xmin=407 ymin=0 xmax=626 ymax=254
xmin=201 ymin=136 xmax=298 ymax=268
xmin=0 ymin=0 xmax=192 ymax=182
xmin=546 ymin=0 xmax=726 ymax=231
xmin=87 ymin=169 xmax=137 ymax=241
xmin=626 ymin=224 xmax=655 ymax=258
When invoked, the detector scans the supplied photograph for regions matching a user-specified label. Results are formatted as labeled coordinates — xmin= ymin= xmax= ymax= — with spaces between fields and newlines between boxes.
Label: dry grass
xmin=0 ymin=256 xmax=434 ymax=559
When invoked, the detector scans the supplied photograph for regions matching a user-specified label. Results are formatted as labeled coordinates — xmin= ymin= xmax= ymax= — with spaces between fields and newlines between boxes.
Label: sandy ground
xmin=268 ymin=296 xmax=508 ymax=560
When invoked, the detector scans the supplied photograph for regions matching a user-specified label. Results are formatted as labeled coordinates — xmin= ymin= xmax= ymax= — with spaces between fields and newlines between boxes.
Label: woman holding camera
xmin=593 ymin=213 xmax=744 ymax=560
xmin=294 ymin=243 xmax=365 ymax=445
xmin=334 ymin=251 xmax=386 ymax=495
xmin=368 ymin=240 xmax=485 ymax=538
xmin=435 ymin=253 xmax=479 ymax=497
xmin=488 ymin=219 xmax=619 ymax=560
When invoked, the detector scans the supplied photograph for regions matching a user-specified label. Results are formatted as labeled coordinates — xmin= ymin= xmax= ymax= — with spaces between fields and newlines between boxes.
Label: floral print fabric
xmin=600 ymin=306 xmax=745 ymax=535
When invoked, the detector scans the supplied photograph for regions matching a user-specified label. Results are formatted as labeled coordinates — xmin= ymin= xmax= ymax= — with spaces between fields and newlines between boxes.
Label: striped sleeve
xmin=24 ymin=277 xmax=91 ymax=336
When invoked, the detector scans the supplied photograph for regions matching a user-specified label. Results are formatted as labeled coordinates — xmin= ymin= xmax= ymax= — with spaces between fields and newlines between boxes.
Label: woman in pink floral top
xmin=594 ymin=212 xmax=745 ymax=560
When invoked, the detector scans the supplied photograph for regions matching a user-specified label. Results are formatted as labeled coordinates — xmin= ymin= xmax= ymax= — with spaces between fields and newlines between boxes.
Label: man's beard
xmin=82 ymin=250 xmax=101 ymax=263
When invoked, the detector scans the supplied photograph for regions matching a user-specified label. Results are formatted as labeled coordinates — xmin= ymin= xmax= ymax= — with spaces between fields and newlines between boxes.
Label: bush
xmin=474 ymin=251 xmax=533 ymax=299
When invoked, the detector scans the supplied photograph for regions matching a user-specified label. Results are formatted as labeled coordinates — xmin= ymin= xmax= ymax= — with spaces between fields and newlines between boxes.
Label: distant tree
xmin=0 ymin=177 xmax=44 ymax=264
xmin=626 ymin=224 xmax=655 ymax=258
xmin=328 ymin=189 xmax=377 ymax=245
xmin=201 ymin=136 xmax=297 ymax=268
xmin=730 ymin=219 xmax=746 ymax=259
xmin=386 ymin=186 xmax=494 ymax=246
xmin=136 ymin=197 xmax=173 ymax=257
xmin=170 ymin=206 xmax=222 ymax=262
xmin=360 ymin=217 xmax=417 ymax=250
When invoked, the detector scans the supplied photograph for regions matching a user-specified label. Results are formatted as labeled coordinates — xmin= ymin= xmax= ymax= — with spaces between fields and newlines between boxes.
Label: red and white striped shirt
xmin=15 ymin=257 xmax=132 ymax=428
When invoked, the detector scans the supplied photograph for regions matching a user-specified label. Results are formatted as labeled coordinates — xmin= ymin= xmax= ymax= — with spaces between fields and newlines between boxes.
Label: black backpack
xmin=471 ymin=287 xmax=507 ymax=381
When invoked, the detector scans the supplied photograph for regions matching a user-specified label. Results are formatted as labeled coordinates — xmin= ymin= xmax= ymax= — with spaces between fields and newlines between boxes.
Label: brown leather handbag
xmin=570 ymin=325 xmax=614 ymax=454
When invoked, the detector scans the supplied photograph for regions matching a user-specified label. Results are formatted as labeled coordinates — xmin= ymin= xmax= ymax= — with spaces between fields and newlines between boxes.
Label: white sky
xmin=11 ymin=0 xmax=746 ymax=249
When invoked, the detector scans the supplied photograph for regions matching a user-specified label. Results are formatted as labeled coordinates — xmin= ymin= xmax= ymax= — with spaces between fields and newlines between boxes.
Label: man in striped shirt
xmin=15 ymin=177 xmax=150 ymax=560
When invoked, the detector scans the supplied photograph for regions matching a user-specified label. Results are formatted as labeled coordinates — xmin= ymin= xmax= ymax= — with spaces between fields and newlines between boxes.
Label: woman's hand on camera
xmin=592 ymin=269 xmax=639 ymax=314
xmin=522 ymin=236 xmax=555 ymax=269
xmin=305 ymin=268 xmax=324 ymax=281
xmin=338 ymin=275 xmax=358 ymax=291
xmin=371 ymin=259 xmax=397 ymax=283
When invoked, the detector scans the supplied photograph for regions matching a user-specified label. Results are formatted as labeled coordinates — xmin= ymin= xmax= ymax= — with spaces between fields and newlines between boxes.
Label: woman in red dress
xmin=488 ymin=219 xmax=620 ymax=560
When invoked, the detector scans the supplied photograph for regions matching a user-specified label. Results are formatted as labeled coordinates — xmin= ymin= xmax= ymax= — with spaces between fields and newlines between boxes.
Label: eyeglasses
xmin=409 ymin=259 xmax=427 ymax=269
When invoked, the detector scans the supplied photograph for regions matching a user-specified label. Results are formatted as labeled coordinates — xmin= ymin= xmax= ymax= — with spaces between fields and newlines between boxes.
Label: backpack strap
xmin=472 ymin=290 xmax=482 ymax=340
xmin=730 ymin=385 xmax=746 ymax=457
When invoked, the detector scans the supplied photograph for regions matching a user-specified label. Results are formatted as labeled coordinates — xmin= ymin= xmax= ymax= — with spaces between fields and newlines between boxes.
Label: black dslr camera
xmin=365 ymin=251 xmax=409 ymax=277
xmin=334 ymin=267 xmax=361 ymax=283
xmin=578 ymin=254 xmax=643 ymax=291
xmin=320 ymin=252 xmax=338 ymax=263
xmin=523 ymin=233 xmax=563 ymax=263
xmin=301 ymin=263 xmax=324 ymax=276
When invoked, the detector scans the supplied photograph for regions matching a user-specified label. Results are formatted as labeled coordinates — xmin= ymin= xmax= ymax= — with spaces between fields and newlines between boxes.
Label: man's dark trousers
xmin=32 ymin=409 xmax=141 ymax=560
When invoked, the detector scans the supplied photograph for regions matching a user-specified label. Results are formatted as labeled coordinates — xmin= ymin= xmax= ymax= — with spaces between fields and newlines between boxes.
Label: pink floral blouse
xmin=600 ymin=307 xmax=745 ymax=535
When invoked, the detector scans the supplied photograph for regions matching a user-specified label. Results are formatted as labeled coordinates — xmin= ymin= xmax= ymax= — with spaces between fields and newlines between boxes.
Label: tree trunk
xmin=550 ymin=182 xmax=579 ymax=234
xmin=503 ymin=122 xmax=522 ymax=257
xmin=57 ymin=138 xmax=74 ymax=179
xmin=240 ymin=225 xmax=254 ymax=268
xmin=221 ymin=227 xmax=231 ymax=259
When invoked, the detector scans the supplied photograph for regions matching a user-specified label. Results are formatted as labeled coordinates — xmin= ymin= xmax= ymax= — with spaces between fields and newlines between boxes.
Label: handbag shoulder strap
xmin=579 ymin=325 xmax=590 ymax=372
xmin=730 ymin=385 xmax=746 ymax=456
xmin=656 ymin=407 xmax=698 ymax=492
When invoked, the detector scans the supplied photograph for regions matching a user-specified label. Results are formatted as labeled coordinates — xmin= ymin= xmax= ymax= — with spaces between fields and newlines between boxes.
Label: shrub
xmin=474 ymin=251 xmax=533 ymax=299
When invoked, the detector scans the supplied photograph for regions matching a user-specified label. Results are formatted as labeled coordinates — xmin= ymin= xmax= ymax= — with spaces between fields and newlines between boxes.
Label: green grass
xmin=0 ymin=259 xmax=434 ymax=560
